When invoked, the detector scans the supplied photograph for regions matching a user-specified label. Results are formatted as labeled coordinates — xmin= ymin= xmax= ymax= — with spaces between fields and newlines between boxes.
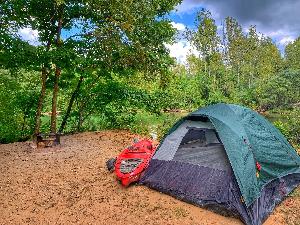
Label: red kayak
xmin=106 ymin=139 xmax=157 ymax=186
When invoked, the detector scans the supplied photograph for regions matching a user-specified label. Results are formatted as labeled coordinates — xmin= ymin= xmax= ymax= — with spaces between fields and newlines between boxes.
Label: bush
xmin=273 ymin=109 xmax=300 ymax=148
xmin=0 ymin=69 xmax=39 ymax=143
xmin=256 ymin=70 xmax=300 ymax=110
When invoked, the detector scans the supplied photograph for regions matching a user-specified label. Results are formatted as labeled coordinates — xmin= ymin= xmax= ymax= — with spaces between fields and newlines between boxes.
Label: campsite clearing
xmin=0 ymin=131 xmax=299 ymax=225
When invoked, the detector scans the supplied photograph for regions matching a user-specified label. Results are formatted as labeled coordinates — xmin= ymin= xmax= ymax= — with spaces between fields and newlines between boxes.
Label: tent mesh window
xmin=173 ymin=127 xmax=231 ymax=171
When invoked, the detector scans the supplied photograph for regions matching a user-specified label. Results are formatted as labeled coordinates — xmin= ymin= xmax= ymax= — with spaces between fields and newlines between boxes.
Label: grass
xmin=174 ymin=207 xmax=189 ymax=218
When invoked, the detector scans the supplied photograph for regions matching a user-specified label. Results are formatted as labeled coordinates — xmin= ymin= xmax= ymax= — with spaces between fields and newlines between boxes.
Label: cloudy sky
xmin=168 ymin=0 xmax=300 ymax=63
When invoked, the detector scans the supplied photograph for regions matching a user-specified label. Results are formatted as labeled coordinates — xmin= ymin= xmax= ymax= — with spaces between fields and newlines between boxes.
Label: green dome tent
xmin=140 ymin=103 xmax=300 ymax=225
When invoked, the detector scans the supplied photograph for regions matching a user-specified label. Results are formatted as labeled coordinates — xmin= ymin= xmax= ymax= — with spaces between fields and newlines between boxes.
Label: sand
xmin=0 ymin=130 xmax=299 ymax=225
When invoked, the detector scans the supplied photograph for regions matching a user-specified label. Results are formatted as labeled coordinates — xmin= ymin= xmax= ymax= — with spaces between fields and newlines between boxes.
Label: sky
xmin=19 ymin=0 xmax=300 ymax=64
xmin=167 ymin=0 xmax=300 ymax=63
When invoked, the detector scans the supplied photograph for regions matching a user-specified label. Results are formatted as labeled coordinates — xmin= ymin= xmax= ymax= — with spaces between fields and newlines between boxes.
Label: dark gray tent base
xmin=140 ymin=159 xmax=300 ymax=225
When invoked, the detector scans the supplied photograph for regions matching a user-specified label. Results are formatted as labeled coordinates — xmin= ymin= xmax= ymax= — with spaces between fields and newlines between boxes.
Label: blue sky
xmin=168 ymin=9 xmax=200 ymax=29
xmin=165 ymin=0 xmax=300 ymax=63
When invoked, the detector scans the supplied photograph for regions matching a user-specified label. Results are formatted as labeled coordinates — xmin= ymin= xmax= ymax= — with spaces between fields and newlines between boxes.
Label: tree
xmin=1 ymin=0 xmax=181 ymax=140
xmin=188 ymin=10 xmax=221 ymax=76
xmin=224 ymin=17 xmax=246 ymax=86
xmin=256 ymin=70 xmax=300 ymax=110
xmin=255 ymin=36 xmax=282 ymax=80
xmin=0 ymin=69 xmax=40 ymax=143
xmin=285 ymin=37 xmax=300 ymax=70
xmin=224 ymin=18 xmax=282 ymax=92
xmin=187 ymin=9 xmax=223 ymax=94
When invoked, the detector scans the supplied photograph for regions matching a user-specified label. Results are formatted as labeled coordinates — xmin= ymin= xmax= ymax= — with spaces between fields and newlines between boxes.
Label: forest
xmin=0 ymin=0 xmax=300 ymax=148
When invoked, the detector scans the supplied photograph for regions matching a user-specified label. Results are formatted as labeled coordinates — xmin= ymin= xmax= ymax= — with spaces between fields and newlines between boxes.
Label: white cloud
xmin=265 ymin=30 xmax=296 ymax=49
xmin=266 ymin=30 xmax=285 ymax=37
xmin=278 ymin=36 xmax=294 ymax=46
xmin=171 ymin=22 xmax=186 ymax=31
xmin=18 ymin=27 xmax=39 ymax=45
xmin=165 ymin=41 xmax=198 ymax=64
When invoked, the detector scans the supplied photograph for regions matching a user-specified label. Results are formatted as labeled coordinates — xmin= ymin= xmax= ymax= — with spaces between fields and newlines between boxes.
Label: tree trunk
xmin=33 ymin=14 xmax=55 ymax=140
xmin=33 ymin=37 xmax=52 ymax=139
xmin=34 ymin=67 xmax=48 ymax=137
xmin=50 ymin=13 xmax=63 ymax=134
xmin=50 ymin=67 xmax=61 ymax=133
xmin=77 ymin=111 xmax=83 ymax=132
xmin=77 ymin=101 xmax=84 ymax=132
xmin=59 ymin=75 xmax=84 ymax=133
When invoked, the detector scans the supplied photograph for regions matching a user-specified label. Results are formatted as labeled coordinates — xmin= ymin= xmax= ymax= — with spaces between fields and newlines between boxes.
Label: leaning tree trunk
xmin=50 ymin=13 xmax=63 ymax=134
xmin=58 ymin=75 xmax=84 ymax=133
xmin=76 ymin=100 xmax=84 ymax=132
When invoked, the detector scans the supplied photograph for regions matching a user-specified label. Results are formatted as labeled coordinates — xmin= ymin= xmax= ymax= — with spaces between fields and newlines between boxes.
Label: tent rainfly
xmin=140 ymin=103 xmax=300 ymax=225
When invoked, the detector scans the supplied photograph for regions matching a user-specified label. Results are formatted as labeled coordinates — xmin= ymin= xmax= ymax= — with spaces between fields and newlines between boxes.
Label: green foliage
xmin=256 ymin=70 xmax=300 ymax=110
xmin=191 ymin=9 xmax=220 ymax=57
xmin=224 ymin=17 xmax=282 ymax=89
xmin=130 ymin=112 xmax=182 ymax=140
xmin=188 ymin=9 xmax=222 ymax=80
xmin=284 ymin=110 xmax=300 ymax=147
xmin=0 ymin=69 xmax=40 ymax=143
xmin=273 ymin=121 xmax=290 ymax=139
xmin=285 ymin=37 xmax=300 ymax=70
xmin=1 ymin=0 xmax=182 ymax=136
xmin=272 ymin=110 xmax=300 ymax=148
xmin=159 ymin=74 xmax=206 ymax=110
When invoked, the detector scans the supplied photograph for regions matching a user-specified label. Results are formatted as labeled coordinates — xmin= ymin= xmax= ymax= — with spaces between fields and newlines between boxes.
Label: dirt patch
xmin=0 ymin=130 xmax=299 ymax=225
